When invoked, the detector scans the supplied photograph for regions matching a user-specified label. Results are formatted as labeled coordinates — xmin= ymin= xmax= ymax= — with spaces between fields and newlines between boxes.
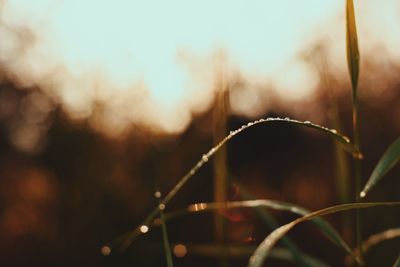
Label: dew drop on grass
xmin=140 ymin=225 xmax=149 ymax=233
xmin=159 ymin=203 xmax=165 ymax=210
xmin=331 ymin=129 xmax=337 ymax=134
xmin=304 ymin=121 xmax=311 ymax=124
xmin=154 ymin=191 xmax=161 ymax=198
xmin=202 ymin=155 xmax=208 ymax=162
xmin=360 ymin=191 xmax=366 ymax=198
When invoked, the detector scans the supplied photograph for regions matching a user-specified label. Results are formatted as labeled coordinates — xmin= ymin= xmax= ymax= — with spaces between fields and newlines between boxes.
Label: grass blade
xmin=346 ymin=0 xmax=360 ymax=96
xmin=185 ymin=244 xmax=330 ymax=267
xmin=393 ymin=254 xmax=400 ymax=267
xmin=360 ymin=136 xmax=400 ymax=198
xmin=247 ymin=202 xmax=400 ymax=267
xmin=352 ymin=228 xmax=400 ymax=261
xmin=212 ymin=57 xmax=229 ymax=267
xmin=158 ymin=193 xmax=174 ymax=267
xmin=346 ymin=0 xmax=362 ymax=259
xmin=106 ymin=117 xmax=358 ymax=252
xmin=148 ymin=199 xmax=356 ymax=264
xmin=238 ymin=185 xmax=318 ymax=267
xmin=187 ymin=200 xmax=355 ymax=261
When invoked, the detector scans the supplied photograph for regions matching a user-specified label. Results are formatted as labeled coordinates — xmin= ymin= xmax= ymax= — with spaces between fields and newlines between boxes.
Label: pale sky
xmin=0 ymin=0 xmax=399 ymax=135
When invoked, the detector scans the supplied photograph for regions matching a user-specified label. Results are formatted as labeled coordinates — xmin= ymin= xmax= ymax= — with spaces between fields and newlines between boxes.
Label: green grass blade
xmin=346 ymin=0 xmax=360 ymax=96
xmin=393 ymin=254 xmax=400 ymax=267
xmin=247 ymin=202 xmax=400 ymax=267
xmin=106 ymin=117 xmax=358 ymax=252
xmin=238 ymin=185 xmax=316 ymax=267
xmin=158 ymin=197 xmax=174 ymax=267
xmin=149 ymin=199 xmax=356 ymax=264
xmin=360 ymin=136 xmax=400 ymax=198
xmin=185 ymin=244 xmax=330 ymax=267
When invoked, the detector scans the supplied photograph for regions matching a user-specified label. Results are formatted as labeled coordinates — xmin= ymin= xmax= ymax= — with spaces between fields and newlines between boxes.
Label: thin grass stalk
xmin=158 ymin=193 xmax=174 ymax=267
xmin=317 ymin=48 xmax=353 ymax=245
xmin=213 ymin=50 xmax=229 ymax=267
xmin=346 ymin=0 xmax=362 ymax=261
xmin=104 ymin=117 xmax=358 ymax=253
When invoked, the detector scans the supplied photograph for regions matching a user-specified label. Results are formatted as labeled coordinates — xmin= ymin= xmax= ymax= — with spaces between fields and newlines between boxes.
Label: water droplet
xmin=331 ymin=129 xmax=337 ymax=134
xmin=140 ymin=225 xmax=149 ymax=233
xmin=101 ymin=246 xmax=111 ymax=256
xmin=159 ymin=203 xmax=165 ymax=210
xmin=360 ymin=191 xmax=366 ymax=198
xmin=343 ymin=136 xmax=350 ymax=143
xmin=154 ymin=191 xmax=161 ymax=198
xmin=304 ymin=121 xmax=311 ymax=124
xmin=284 ymin=117 xmax=290 ymax=120
xmin=190 ymin=169 xmax=195 ymax=175
xmin=202 ymin=155 xmax=208 ymax=162
xmin=247 ymin=122 xmax=253 ymax=126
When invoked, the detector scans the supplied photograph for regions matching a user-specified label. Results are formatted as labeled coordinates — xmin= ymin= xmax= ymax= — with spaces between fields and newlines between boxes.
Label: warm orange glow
xmin=188 ymin=203 xmax=208 ymax=212
xmin=100 ymin=246 xmax=111 ymax=256
xmin=173 ymin=244 xmax=187 ymax=258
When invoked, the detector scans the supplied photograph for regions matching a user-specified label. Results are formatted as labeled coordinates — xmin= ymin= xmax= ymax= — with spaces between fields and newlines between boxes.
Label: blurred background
xmin=1 ymin=0 xmax=400 ymax=266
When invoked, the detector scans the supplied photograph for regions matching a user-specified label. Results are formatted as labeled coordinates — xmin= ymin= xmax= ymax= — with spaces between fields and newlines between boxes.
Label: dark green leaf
xmin=360 ymin=136 xmax=400 ymax=198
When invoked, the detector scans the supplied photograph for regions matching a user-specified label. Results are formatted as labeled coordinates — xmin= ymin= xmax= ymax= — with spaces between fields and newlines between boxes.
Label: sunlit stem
xmin=353 ymin=97 xmax=363 ymax=264
xmin=213 ymin=49 xmax=229 ymax=267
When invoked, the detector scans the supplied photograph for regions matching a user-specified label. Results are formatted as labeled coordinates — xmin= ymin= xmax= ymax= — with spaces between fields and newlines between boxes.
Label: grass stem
xmin=158 ymin=192 xmax=174 ymax=267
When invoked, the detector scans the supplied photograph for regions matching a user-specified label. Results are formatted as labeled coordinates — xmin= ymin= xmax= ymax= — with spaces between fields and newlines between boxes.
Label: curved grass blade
xmin=105 ymin=118 xmax=358 ymax=252
xmin=145 ymin=199 xmax=355 ymax=264
xmin=393 ymin=254 xmax=400 ymax=267
xmin=186 ymin=244 xmax=330 ymax=267
xmin=348 ymin=228 xmax=400 ymax=263
xmin=346 ymin=0 xmax=360 ymax=96
xmin=238 ymin=185 xmax=318 ymax=267
xmin=360 ymin=136 xmax=400 ymax=198
xmin=248 ymin=202 xmax=400 ymax=267
xmin=187 ymin=200 xmax=354 ymax=259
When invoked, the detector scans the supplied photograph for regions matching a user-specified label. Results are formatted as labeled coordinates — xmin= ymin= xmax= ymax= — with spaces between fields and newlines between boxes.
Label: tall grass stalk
xmin=317 ymin=49 xmax=353 ymax=244
xmin=345 ymin=0 xmax=362 ymax=259
xmin=213 ymin=51 xmax=229 ymax=267
xmin=157 ymin=192 xmax=174 ymax=267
